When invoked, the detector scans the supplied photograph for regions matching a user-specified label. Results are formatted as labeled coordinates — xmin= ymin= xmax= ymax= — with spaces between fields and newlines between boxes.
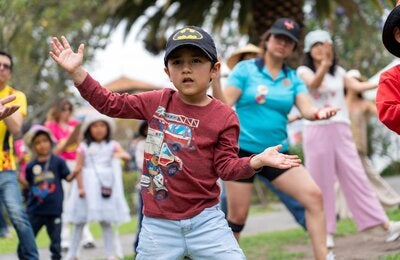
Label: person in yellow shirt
xmin=0 ymin=49 xmax=38 ymax=259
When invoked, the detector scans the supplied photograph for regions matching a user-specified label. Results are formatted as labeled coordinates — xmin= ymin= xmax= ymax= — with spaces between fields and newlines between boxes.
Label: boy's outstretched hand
xmin=49 ymin=36 xmax=87 ymax=84
xmin=250 ymin=144 xmax=301 ymax=170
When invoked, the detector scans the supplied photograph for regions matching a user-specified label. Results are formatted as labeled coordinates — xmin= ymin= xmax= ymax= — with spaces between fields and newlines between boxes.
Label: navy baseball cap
xmin=164 ymin=26 xmax=218 ymax=66
xmin=268 ymin=18 xmax=300 ymax=43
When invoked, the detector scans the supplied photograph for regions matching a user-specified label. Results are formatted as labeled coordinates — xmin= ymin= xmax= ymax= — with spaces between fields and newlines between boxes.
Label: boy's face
xmin=164 ymin=46 xmax=220 ymax=104
xmin=32 ymin=133 xmax=52 ymax=156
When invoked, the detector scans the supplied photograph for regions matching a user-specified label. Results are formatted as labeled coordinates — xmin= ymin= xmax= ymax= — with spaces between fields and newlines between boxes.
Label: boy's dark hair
xmin=0 ymin=50 xmax=13 ymax=71
xmin=32 ymin=131 xmax=53 ymax=145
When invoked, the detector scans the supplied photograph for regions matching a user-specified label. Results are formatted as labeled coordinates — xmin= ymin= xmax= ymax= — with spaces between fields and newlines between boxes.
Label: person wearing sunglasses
xmin=0 ymin=49 xmax=39 ymax=259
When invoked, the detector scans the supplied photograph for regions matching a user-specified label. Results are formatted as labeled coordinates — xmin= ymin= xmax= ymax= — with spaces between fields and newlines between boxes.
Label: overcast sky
xmin=88 ymin=22 xmax=170 ymax=88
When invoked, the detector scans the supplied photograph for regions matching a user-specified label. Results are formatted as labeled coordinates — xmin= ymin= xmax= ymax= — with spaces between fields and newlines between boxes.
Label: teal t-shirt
xmin=227 ymin=59 xmax=308 ymax=153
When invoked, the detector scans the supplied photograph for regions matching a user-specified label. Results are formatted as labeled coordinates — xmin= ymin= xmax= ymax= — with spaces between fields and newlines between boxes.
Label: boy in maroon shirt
xmin=50 ymin=26 xmax=301 ymax=259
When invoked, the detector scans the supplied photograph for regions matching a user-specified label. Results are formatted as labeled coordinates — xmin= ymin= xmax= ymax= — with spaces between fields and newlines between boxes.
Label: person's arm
xmin=72 ymin=151 xmax=85 ymax=197
xmin=295 ymin=93 xmax=339 ymax=120
xmin=345 ymin=76 xmax=377 ymax=92
xmin=113 ymin=142 xmax=131 ymax=162
xmin=299 ymin=43 xmax=332 ymax=90
xmin=0 ymin=95 xmax=20 ymax=120
xmin=49 ymin=36 xmax=87 ymax=84
xmin=3 ymin=109 xmax=23 ymax=135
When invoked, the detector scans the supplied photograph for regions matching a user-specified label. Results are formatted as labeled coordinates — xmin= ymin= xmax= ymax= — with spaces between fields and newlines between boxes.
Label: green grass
xmin=0 ymin=218 xmax=138 ymax=254
xmin=2 ymin=208 xmax=400 ymax=258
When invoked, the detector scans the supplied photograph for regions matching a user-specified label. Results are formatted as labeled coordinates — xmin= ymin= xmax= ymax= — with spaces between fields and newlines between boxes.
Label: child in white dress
xmin=64 ymin=112 xmax=131 ymax=260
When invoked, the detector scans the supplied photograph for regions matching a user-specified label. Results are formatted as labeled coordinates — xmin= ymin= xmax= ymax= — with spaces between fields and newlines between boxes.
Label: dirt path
xmin=287 ymin=228 xmax=400 ymax=259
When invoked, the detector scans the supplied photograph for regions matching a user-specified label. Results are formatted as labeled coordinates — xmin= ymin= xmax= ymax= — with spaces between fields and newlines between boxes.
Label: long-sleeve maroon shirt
xmin=76 ymin=74 xmax=255 ymax=220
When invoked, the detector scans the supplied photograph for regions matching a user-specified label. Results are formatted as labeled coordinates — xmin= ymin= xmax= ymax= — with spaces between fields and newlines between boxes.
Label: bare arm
xmin=3 ymin=110 xmax=23 ymax=135
xmin=0 ymin=95 xmax=20 ymax=120
xmin=345 ymin=76 xmax=377 ymax=92
xmin=295 ymin=93 xmax=339 ymax=120
xmin=300 ymin=43 xmax=332 ymax=90
xmin=72 ymin=152 xmax=85 ymax=197
xmin=114 ymin=142 xmax=132 ymax=162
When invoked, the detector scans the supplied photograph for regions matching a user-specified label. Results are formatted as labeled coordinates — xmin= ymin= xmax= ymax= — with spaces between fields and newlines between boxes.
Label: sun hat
xmin=23 ymin=124 xmax=56 ymax=149
xmin=346 ymin=69 xmax=367 ymax=82
xmin=226 ymin=44 xmax=262 ymax=70
xmin=268 ymin=18 xmax=300 ymax=43
xmin=164 ymin=26 xmax=218 ymax=66
xmin=303 ymin=30 xmax=333 ymax=52
xmin=80 ymin=111 xmax=116 ymax=136
xmin=382 ymin=1 xmax=400 ymax=57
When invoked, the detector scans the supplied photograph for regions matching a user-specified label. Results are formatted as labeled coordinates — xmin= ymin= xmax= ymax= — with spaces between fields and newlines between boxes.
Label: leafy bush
xmin=381 ymin=161 xmax=400 ymax=177
xmin=122 ymin=171 xmax=139 ymax=215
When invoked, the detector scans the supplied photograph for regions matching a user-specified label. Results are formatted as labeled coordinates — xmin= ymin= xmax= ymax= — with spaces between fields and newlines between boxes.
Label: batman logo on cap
xmin=173 ymin=28 xmax=203 ymax=41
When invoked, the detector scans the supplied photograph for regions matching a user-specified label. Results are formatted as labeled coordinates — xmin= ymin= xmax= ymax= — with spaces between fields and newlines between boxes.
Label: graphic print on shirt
xmin=30 ymin=164 xmax=56 ymax=203
xmin=255 ymin=85 xmax=268 ymax=104
xmin=140 ymin=106 xmax=198 ymax=201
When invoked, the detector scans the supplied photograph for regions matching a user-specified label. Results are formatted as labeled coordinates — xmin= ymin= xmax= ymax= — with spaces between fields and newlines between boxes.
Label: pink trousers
xmin=303 ymin=122 xmax=387 ymax=233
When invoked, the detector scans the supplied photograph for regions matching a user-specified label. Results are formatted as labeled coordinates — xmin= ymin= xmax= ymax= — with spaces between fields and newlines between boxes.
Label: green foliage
xmin=122 ymin=170 xmax=139 ymax=213
xmin=0 ymin=0 xmax=116 ymax=124
xmin=381 ymin=161 xmax=400 ymax=177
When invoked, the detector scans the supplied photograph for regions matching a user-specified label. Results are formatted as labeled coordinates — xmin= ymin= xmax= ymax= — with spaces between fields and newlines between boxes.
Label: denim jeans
xmin=0 ymin=199 xmax=9 ymax=237
xmin=136 ymin=205 xmax=245 ymax=260
xmin=28 ymin=214 xmax=62 ymax=260
xmin=257 ymin=175 xmax=306 ymax=230
xmin=0 ymin=171 xmax=38 ymax=259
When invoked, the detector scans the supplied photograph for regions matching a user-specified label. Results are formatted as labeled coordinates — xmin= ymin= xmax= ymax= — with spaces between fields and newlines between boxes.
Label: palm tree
xmin=109 ymin=0 xmax=391 ymax=57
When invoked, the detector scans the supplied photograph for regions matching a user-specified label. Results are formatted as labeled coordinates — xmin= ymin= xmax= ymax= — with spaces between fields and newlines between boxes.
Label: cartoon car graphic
xmin=164 ymin=124 xmax=192 ymax=151
xmin=159 ymin=143 xmax=182 ymax=176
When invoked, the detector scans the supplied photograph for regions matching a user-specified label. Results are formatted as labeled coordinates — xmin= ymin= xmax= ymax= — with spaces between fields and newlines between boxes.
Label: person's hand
xmin=314 ymin=106 xmax=340 ymax=120
xmin=250 ymin=144 xmax=301 ymax=170
xmin=49 ymin=36 xmax=84 ymax=74
xmin=0 ymin=95 xmax=20 ymax=120
xmin=321 ymin=42 xmax=333 ymax=67
xmin=79 ymin=188 xmax=86 ymax=198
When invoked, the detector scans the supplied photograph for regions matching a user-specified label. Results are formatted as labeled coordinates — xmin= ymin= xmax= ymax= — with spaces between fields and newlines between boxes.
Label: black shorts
xmin=235 ymin=148 xmax=289 ymax=183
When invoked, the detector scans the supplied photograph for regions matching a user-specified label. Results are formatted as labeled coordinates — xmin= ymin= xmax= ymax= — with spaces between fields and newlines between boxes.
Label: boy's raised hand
xmin=250 ymin=145 xmax=301 ymax=170
xmin=50 ymin=36 xmax=87 ymax=84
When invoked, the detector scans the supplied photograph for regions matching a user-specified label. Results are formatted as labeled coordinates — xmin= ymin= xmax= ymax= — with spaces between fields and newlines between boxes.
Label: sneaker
xmin=82 ymin=241 xmax=96 ymax=249
xmin=386 ymin=221 xmax=400 ymax=242
xmin=326 ymin=251 xmax=335 ymax=260
xmin=326 ymin=234 xmax=335 ymax=248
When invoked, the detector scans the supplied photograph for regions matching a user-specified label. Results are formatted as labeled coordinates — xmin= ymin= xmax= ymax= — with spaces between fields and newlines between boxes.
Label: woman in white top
xmin=297 ymin=29 xmax=400 ymax=248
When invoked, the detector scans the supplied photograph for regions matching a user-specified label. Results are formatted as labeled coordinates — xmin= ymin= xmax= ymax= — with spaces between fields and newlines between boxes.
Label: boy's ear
xmin=164 ymin=67 xmax=171 ymax=78
xmin=210 ymin=61 xmax=221 ymax=79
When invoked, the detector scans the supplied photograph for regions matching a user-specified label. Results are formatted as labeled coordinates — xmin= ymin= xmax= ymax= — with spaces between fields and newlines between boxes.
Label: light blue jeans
xmin=0 ymin=171 xmax=38 ymax=259
xmin=0 ymin=199 xmax=9 ymax=237
xmin=136 ymin=205 xmax=245 ymax=260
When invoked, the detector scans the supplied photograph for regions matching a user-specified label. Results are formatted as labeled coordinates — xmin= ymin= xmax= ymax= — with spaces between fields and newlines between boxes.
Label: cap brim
xmin=269 ymin=28 xmax=299 ymax=43
xmin=383 ymin=7 xmax=400 ymax=58
xmin=164 ymin=42 xmax=215 ymax=66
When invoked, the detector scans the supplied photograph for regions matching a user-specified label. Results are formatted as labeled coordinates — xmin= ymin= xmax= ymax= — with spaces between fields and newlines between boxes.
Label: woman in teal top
xmin=216 ymin=18 xmax=338 ymax=260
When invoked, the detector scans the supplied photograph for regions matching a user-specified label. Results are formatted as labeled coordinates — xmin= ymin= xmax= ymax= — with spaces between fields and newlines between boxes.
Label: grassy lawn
xmin=0 ymin=218 xmax=138 ymax=254
xmin=2 ymin=207 xmax=400 ymax=259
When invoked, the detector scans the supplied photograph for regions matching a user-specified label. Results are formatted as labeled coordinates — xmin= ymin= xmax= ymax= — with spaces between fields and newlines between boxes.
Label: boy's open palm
xmin=252 ymin=145 xmax=301 ymax=170
xmin=49 ymin=36 xmax=84 ymax=74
